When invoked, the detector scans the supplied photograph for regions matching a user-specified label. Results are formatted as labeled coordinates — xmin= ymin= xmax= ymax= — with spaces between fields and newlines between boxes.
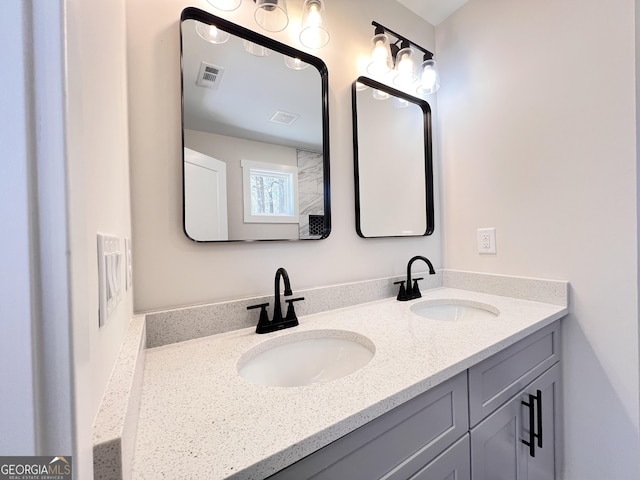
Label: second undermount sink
xmin=238 ymin=330 xmax=375 ymax=387
xmin=410 ymin=299 xmax=499 ymax=322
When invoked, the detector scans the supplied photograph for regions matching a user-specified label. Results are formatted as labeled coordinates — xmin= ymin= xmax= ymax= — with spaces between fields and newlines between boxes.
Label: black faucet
xmin=394 ymin=255 xmax=436 ymax=301
xmin=247 ymin=267 xmax=305 ymax=334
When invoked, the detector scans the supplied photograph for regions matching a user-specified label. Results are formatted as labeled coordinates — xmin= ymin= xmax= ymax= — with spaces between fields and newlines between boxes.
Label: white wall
xmin=0 ymin=1 xmax=130 ymax=476
xmin=437 ymin=1 xmax=640 ymax=478
xmin=127 ymin=0 xmax=441 ymax=312
xmin=0 ymin=0 xmax=38 ymax=455
xmin=64 ymin=0 xmax=133 ymax=459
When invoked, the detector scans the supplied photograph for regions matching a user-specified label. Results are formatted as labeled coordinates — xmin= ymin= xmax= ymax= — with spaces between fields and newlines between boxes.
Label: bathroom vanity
xmin=118 ymin=274 xmax=566 ymax=480
xmin=268 ymin=321 xmax=560 ymax=480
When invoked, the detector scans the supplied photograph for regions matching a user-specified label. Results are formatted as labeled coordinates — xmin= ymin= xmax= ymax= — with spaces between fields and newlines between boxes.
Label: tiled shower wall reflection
xmin=298 ymin=149 xmax=324 ymax=239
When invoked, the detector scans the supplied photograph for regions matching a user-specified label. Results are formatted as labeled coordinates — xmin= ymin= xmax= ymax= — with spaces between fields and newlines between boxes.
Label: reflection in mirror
xmin=352 ymin=76 xmax=434 ymax=238
xmin=180 ymin=7 xmax=330 ymax=242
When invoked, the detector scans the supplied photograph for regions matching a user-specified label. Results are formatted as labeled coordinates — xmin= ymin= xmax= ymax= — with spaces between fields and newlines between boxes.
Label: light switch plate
xmin=98 ymin=234 xmax=123 ymax=327
xmin=124 ymin=237 xmax=132 ymax=292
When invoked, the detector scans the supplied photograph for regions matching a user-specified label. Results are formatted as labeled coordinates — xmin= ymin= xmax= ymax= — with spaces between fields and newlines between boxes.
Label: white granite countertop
xmin=131 ymin=287 xmax=567 ymax=480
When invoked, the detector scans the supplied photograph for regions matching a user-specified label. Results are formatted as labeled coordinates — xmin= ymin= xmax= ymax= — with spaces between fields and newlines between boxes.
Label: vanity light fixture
xmin=284 ymin=56 xmax=309 ymax=70
xmin=366 ymin=26 xmax=393 ymax=76
xmin=299 ymin=0 xmax=330 ymax=49
xmin=416 ymin=57 xmax=440 ymax=95
xmin=368 ymin=21 xmax=440 ymax=95
xmin=393 ymin=97 xmax=409 ymax=108
xmin=206 ymin=0 xmax=242 ymax=10
xmin=393 ymin=40 xmax=417 ymax=86
xmin=195 ymin=21 xmax=230 ymax=44
xmin=372 ymin=89 xmax=390 ymax=100
xmin=205 ymin=0 xmax=330 ymax=48
xmin=243 ymin=39 xmax=272 ymax=56
xmin=253 ymin=0 xmax=289 ymax=32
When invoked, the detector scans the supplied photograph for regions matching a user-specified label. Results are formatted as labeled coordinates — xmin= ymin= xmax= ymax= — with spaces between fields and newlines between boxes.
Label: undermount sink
xmin=410 ymin=299 xmax=499 ymax=322
xmin=237 ymin=330 xmax=375 ymax=387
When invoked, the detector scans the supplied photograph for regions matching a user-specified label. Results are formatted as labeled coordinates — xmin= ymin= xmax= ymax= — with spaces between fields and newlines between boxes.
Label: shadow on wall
xmin=561 ymin=309 xmax=640 ymax=479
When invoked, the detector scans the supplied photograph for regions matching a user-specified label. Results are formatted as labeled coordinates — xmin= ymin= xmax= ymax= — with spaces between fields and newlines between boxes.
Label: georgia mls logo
xmin=0 ymin=456 xmax=72 ymax=480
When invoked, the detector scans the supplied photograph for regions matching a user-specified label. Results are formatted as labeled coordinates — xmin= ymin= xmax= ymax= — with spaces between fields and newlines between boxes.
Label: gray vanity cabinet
xmin=267 ymin=371 xmax=469 ymax=480
xmin=469 ymin=321 xmax=562 ymax=480
xmin=268 ymin=321 xmax=561 ymax=480
xmin=407 ymin=434 xmax=471 ymax=480
xmin=470 ymin=363 xmax=560 ymax=480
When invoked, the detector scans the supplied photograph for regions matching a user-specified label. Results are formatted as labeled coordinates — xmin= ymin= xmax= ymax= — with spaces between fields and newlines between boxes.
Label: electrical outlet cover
xmin=477 ymin=228 xmax=497 ymax=254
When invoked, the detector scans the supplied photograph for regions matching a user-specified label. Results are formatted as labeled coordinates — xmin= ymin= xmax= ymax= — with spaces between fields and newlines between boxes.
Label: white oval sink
xmin=237 ymin=330 xmax=375 ymax=387
xmin=410 ymin=299 xmax=499 ymax=321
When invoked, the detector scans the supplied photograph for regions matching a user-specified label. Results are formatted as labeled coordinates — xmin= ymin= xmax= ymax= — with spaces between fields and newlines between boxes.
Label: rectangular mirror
xmin=352 ymin=76 xmax=434 ymax=238
xmin=180 ymin=7 xmax=331 ymax=242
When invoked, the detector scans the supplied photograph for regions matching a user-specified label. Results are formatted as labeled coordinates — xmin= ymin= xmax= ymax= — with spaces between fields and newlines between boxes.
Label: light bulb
xmin=417 ymin=58 xmax=440 ymax=95
xmin=393 ymin=97 xmax=409 ymax=108
xmin=195 ymin=22 xmax=230 ymax=44
xmin=284 ymin=56 xmax=309 ymax=70
xmin=300 ymin=0 xmax=329 ymax=49
xmin=366 ymin=33 xmax=392 ymax=76
xmin=393 ymin=45 xmax=417 ymax=86
xmin=372 ymin=89 xmax=389 ymax=100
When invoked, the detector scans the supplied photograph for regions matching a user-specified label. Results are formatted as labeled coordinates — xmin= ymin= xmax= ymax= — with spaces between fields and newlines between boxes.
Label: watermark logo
xmin=0 ymin=456 xmax=72 ymax=480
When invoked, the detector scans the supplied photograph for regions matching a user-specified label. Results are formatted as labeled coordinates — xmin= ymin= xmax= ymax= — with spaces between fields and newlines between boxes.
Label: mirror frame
xmin=351 ymin=76 xmax=434 ymax=238
xmin=180 ymin=7 xmax=331 ymax=242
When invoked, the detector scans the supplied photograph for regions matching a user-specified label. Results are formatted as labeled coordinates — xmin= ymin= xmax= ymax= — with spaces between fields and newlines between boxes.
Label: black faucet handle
xmin=248 ymin=302 xmax=271 ymax=333
xmin=394 ymin=281 xmax=409 ymax=301
xmin=285 ymin=297 xmax=305 ymax=321
xmin=411 ymin=278 xmax=424 ymax=299
xmin=247 ymin=302 xmax=269 ymax=311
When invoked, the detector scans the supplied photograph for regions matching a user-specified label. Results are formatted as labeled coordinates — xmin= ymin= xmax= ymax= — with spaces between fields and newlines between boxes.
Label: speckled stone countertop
xmin=131 ymin=287 xmax=567 ymax=480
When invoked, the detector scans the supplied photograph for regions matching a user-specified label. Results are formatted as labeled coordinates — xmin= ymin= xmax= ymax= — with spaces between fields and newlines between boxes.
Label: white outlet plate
xmin=477 ymin=227 xmax=497 ymax=254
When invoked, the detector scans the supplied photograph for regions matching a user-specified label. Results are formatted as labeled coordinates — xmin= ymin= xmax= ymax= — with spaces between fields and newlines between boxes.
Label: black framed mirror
xmin=352 ymin=76 xmax=434 ymax=238
xmin=180 ymin=7 xmax=330 ymax=242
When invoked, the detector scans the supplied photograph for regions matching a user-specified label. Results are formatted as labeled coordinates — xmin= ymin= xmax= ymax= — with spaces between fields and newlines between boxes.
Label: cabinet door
xmin=523 ymin=363 xmax=561 ymax=480
xmin=471 ymin=363 xmax=560 ymax=480
xmin=470 ymin=391 xmax=525 ymax=480
xmin=407 ymin=434 xmax=470 ymax=480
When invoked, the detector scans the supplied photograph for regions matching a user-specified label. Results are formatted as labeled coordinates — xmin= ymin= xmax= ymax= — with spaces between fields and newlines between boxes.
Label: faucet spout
xmin=398 ymin=255 xmax=436 ymax=301
xmin=407 ymin=255 xmax=435 ymax=287
xmin=248 ymin=267 xmax=304 ymax=333
xmin=273 ymin=267 xmax=292 ymax=322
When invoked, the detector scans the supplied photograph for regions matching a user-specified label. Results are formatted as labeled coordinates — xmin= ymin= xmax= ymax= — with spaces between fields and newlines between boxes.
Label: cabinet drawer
xmin=268 ymin=371 xmax=469 ymax=480
xmin=468 ymin=321 xmax=560 ymax=426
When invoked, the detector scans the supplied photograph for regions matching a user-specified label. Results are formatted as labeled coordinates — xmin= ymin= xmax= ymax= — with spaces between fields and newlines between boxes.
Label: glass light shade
xmin=372 ymin=89 xmax=389 ymax=100
xmin=355 ymin=81 xmax=368 ymax=91
xmin=243 ymin=39 xmax=272 ymax=57
xmin=254 ymin=0 xmax=289 ymax=32
xmin=393 ymin=97 xmax=409 ymax=108
xmin=417 ymin=58 xmax=441 ymax=95
xmin=299 ymin=0 xmax=330 ymax=49
xmin=284 ymin=56 xmax=309 ymax=70
xmin=206 ymin=0 xmax=242 ymax=11
xmin=366 ymin=33 xmax=392 ymax=76
xmin=393 ymin=47 xmax=417 ymax=86
xmin=195 ymin=22 xmax=230 ymax=44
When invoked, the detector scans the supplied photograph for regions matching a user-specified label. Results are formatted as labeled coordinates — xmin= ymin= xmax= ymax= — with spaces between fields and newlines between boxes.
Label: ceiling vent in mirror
xmin=196 ymin=62 xmax=225 ymax=89
xmin=270 ymin=110 xmax=299 ymax=125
